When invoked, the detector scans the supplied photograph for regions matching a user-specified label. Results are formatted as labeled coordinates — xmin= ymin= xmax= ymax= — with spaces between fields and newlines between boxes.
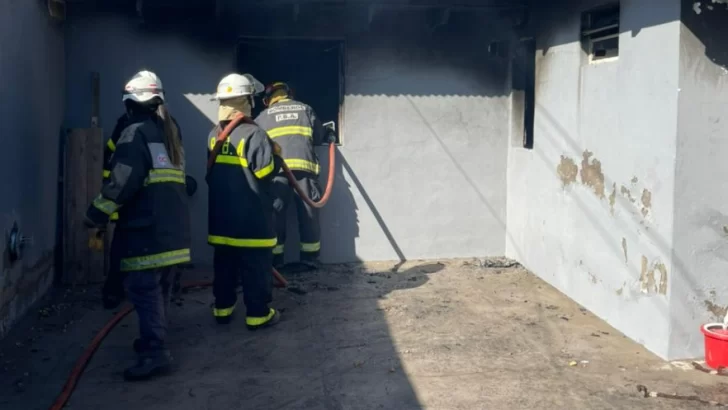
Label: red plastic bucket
xmin=701 ymin=323 xmax=728 ymax=369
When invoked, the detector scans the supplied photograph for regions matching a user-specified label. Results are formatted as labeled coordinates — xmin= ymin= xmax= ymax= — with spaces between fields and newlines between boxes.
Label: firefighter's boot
xmin=123 ymin=346 xmax=174 ymax=381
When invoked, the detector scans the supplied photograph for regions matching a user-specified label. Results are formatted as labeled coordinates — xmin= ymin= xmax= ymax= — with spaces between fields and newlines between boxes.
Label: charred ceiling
xmin=66 ymin=0 xmax=528 ymax=37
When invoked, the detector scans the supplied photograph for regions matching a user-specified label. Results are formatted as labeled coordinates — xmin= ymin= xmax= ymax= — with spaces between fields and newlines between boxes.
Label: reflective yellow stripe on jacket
xmin=119 ymin=248 xmax=191 ymax=272
xmin=285 ymin=158 xmax=319 ymax=174
xmin=266 ymin=126 xmax=313 ymax=139
xmin=208 ymin=235 xmax=277 ymax=248
xmin=101 ymin=169 xmax=118 ymax=220
xmin=145 ymin=168 xmax=186 ymax=185
xmin=91 ymin=194 xmax=120 ymax=216
xmin=104 ymin=139 xmax=118 ymax=219
xmin=210 ymin=137 xmax=275 ymax=178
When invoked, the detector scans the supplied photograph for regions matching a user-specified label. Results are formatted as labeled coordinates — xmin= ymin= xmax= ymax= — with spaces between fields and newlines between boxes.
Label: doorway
xmin=236 ymin=37 xmax=344 ymax=145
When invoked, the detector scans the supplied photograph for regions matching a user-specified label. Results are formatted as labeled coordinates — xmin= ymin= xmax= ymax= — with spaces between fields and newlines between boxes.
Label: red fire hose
xmin=50 ymin=276 xmax=288 ymax=410
xmin=281 ymin=142 xmax=335 ymax=208
xmin=50 ymin=116 xmax=336 ymax=410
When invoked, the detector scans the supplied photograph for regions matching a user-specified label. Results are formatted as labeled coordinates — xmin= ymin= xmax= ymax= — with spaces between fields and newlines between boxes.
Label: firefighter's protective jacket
xmin=206 ymin=121 xmax=282 ymax=248
xmin=103 ymin=114 xmax=182 ymax=221
xmin=254 ymin=99 xmax=325 ymax=176
xmin=86 ymin=113 xmax=191 ymax=272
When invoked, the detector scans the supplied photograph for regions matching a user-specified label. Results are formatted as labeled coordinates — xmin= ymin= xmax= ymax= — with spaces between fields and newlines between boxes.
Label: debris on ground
xmin=637 ymin=384 xmax=728 ymax=407
xmin=692 ymin=361 xmax=728 ymax=376
xmin=462 ymin=257 xmax=520 ymax=269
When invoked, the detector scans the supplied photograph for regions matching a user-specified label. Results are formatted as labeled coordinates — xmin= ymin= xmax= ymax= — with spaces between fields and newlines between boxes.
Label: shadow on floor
xmin=1 ymin=259 xmax=727 ymax=410
xmin=59 ymin=261 xmax=440 ymax=410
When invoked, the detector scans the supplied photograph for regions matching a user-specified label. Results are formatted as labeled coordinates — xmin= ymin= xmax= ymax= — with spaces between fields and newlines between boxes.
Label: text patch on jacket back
xmin=276 ymin=113 xmax=299 ymax=122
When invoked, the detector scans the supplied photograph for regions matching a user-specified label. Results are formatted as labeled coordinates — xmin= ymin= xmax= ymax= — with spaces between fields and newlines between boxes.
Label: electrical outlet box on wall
xmin=48 ymin=0 xmax=66 ymax=21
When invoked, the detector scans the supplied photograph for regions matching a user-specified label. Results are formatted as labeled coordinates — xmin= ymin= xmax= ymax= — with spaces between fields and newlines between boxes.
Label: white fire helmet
xmin=122 ymin=70 xmax=165 ymax=103
xmin=213 ymin=73 xmax=264 ymax=102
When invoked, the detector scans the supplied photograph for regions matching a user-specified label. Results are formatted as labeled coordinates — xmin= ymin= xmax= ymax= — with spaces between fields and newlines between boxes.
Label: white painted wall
xmin=505 ymin=0 xmax=682 ymax=359
xmin=65 ymin=13 xmax=510 ymax=267
xmin=669 ymin=2 xmax=728 ymax=359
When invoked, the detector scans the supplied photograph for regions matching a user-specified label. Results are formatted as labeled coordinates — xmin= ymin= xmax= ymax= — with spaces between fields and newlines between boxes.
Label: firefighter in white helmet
xmin=85 ymin=70 xmax=191 ymax=381
xmin=206 ymin=73 xmax=283 ymax=329
xmin=101 ymin=81 xmax=188 ymax=313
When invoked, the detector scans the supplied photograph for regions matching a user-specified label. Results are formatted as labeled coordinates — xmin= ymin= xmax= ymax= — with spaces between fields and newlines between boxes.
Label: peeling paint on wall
xmin=656 ymin=263 xmax=668 ymax=294
xmin=621 ymin=185 xmax=637 ymax=203
xmin=579 ymin=150 xmax=605 ymax=198
xmin=640 ymin=189 xmax=653 ymax=218
xmin=609 ymin=183 xmax=617 ymax=214
xmin=556 ymin=156 xmax=578 ymax=187
xmin=621 ymin=238 xmax=628 ymax=263
xmin=555 ymin=152 xmax=654 ymax=222
xmin=639 ymin=255 xmax=668 ymax=295
xmin=704 ymin=300 xmax=728 ymax=320
xmin=640 ymin=256 xmax=654 ymax=292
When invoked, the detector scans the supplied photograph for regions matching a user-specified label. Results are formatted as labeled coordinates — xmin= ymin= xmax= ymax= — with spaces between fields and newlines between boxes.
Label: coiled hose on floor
xmin=50 ymin=115 xmax=336 ymax=410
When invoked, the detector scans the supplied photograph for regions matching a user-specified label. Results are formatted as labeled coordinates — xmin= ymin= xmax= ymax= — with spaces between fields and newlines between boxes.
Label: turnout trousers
xmin=270 ymin=172 xmax=322 ymax=265
xmin=124 ymin=268 xmax=173 ymax=349
xmin=212 ymin=246 xmax=274 ymax=323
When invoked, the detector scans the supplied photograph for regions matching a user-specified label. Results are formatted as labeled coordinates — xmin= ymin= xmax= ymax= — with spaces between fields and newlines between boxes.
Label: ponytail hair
xmin=156 ymin=104 xmax=183 ymax=167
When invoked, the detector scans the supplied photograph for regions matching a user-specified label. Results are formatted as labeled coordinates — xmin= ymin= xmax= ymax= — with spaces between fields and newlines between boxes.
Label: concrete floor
xmin=0 ymin=259 xmax=726 ymax=410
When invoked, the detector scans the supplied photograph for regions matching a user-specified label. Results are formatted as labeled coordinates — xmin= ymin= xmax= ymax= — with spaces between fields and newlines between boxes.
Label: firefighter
xmin=206 ymin=73 xmax=282 ymax=329
xmin=255 ymin=82 xmax=326 ymax=270
xmin=101 ymin=112 xmax=185 ymax=314
xmin=84 ymin=70 xmax=191 ymax=381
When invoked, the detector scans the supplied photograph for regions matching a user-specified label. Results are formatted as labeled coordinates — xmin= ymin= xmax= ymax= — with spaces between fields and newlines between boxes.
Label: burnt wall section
xmin=505 ymin=0 xmax=682 ymax=359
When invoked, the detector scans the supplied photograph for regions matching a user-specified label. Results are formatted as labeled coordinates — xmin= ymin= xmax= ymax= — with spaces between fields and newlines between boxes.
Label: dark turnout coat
xmin=206 ymin=120 xmax=282 ymax=248
xmin=86 ymin=113 xmax=191 ymax=272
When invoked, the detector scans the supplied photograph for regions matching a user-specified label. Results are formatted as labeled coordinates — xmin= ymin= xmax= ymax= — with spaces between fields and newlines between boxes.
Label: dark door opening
xmin=236 ymin=38 xmax=344 ymax=145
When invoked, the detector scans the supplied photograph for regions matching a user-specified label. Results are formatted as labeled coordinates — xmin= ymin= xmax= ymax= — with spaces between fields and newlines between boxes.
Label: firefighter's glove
xmin=327 ymin=130 xmax=337 ymax=144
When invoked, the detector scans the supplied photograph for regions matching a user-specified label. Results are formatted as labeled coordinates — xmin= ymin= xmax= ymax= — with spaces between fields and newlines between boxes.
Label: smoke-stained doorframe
xmin=234 ymin=36 xmax=346 ymax=146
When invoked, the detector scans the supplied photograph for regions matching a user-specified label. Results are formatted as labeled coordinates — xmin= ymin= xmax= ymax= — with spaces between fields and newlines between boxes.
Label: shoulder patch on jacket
xmin=149 ymin=143 xmax=174 ymax=169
